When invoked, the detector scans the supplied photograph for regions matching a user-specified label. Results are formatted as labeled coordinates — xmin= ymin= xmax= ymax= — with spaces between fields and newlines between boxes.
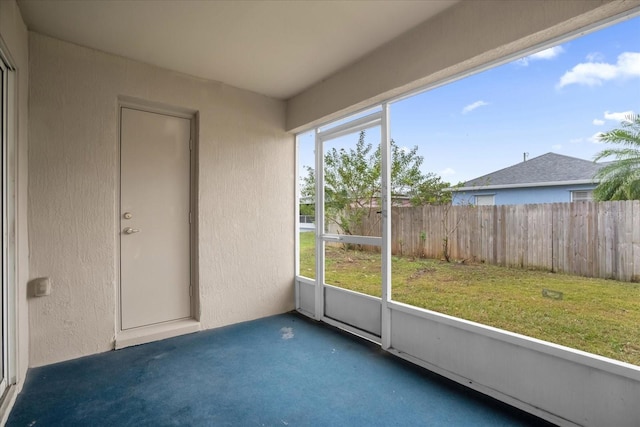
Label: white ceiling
xmin=17 ymin=0 xmax=459 ymax=99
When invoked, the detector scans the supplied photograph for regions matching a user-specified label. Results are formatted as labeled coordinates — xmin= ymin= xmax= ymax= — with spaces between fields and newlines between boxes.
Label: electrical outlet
xmin=33 ymin=277 xmax=51 ymax=297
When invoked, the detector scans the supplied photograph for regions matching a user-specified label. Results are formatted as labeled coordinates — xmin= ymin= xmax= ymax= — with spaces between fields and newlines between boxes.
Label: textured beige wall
xmin=0 ymin=0 xmax=30 ymax=399
xmin=28 ymin=33 xmax=294 ymax=367
xmin=287 ymin=0 xmax=639 ymax=131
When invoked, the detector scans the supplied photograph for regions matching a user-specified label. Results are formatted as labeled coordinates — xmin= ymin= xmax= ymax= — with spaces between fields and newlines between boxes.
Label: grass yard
xmin=299 ymin=232 xmax=640 ymax=366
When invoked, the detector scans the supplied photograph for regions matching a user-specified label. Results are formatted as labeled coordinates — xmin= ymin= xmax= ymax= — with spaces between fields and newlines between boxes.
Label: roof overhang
xmin=451 ymin=179 xmax=599 ymax=192
xmin=16 ymin=0 xmax=459 ymax=100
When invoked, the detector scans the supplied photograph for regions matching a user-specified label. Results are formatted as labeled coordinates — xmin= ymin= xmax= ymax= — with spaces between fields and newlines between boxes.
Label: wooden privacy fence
xmin=366 ymin=201 xmax=639 ymax=282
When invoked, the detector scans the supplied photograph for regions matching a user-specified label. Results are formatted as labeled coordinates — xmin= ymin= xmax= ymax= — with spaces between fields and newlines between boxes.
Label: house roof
xmin=457 ymin=153 xmax=608 ymax=191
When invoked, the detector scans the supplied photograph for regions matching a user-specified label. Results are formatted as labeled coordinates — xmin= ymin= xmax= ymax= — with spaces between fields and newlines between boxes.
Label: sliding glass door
xmin=0 ymin=52 xmax=16 ymax=398
xmin=0 ymin=57 xmax=8 ymax=397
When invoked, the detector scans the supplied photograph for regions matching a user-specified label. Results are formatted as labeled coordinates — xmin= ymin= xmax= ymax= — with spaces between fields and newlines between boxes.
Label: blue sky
xmin=299 ymin=14 xmax=640 ymax=184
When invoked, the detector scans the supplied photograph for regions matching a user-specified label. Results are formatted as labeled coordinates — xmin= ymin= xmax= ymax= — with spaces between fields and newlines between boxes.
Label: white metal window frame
xmin=0 ymin=48 xmax=17 ymax=399
xmin=571 ymin=190 xmax=594 ymax=202
xmin=475 ymin=194 xmax=495 ymax=206
xmin=0 ymin=50 xmax=6 ymax=398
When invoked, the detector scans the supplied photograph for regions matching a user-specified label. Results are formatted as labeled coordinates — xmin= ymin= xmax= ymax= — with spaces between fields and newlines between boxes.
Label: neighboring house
xmin=452 ymin=153 xmax=608 ymax=206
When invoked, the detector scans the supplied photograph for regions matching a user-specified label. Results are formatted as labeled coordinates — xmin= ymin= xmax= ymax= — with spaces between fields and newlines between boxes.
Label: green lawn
xmin=299 ymin=232 xmax=640 ymax=366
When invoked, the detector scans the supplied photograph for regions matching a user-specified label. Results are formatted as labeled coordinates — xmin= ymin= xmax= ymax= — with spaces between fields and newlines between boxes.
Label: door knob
xmin=123 ymin=227 xmax=140 ymax=234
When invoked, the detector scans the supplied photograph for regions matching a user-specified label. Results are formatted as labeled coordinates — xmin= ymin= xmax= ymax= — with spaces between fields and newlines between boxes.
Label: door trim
xmin=115 ymin=97 xmax=199 ymax=344
xmin=115 ymin=318 xmax=200 ymax=350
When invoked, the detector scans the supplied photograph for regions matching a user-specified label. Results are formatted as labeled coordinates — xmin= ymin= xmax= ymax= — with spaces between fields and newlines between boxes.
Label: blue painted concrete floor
xmin=8 ymin=313 xmax=554 ymax=426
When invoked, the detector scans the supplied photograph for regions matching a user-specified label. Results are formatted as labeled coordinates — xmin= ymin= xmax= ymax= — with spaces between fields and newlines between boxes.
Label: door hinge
xmin=189 ymin=138 xmax=193 ymax=151
xmin=189 ymin=212 xmax=192 ymax=224
xmin=189 ymin=285 xmax=192 ymax=297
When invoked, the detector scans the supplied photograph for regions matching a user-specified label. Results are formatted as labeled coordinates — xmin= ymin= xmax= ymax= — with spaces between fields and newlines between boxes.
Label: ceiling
xmin=17 ymin=0 xmax=459 ymax=99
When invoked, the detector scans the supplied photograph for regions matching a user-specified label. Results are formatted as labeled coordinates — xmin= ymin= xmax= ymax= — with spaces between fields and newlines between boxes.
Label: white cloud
xmin=440 ymin=167 xmax=456 ymax=177
xmin=588 ymin=132 xmax=605 ymax=144
xmin=556 ymin=51 xmax=640 ymax=89
xmin=517 ymin=46 xmax=564 ymax=66
xmin=603 ymin=110 xmax=635 ymax=122
xmin=592 ymin=119 xmax=605 ymax=126
xmin=531 ymin=46 xmax=565 ymax=60
xmin=551 ymin=144 xmax=563 ymax=151
xmin=586 ymin=52 xmax=605 ymax=62
xmin=462 ymin=100 xmax=489 ymax=114
xmin=558 ymin=63 xmax=618 ymax=87
xmin=569 ymin=138 xmax=583 ymax=144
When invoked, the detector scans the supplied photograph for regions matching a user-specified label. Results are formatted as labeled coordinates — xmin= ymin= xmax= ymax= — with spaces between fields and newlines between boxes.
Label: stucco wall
xmin=453 ymin=184 xmax=597 ymax=205
xmin=286 ymin=0 xmax=638 ymax=131
xmin=0 ymin=0 xmax=30 ymax=403
xmin=28 ymin=33 xmax=294 ymax=367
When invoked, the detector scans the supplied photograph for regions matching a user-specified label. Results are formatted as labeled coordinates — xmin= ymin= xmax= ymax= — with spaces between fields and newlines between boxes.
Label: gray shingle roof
xmin=462 ymin=153 xmax=607 ymax=188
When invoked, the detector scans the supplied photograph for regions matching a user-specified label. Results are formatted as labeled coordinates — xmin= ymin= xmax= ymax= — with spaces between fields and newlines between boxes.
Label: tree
xmin=301 ymin=131 xmax=450 ymax=236
xmin=299 ymin=202 xmax=315 ymax=218
xmin=593 ymin=114 xmax=640 ymax=201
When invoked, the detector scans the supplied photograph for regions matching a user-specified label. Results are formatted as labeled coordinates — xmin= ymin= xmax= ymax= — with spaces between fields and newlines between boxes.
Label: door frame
xmin=310 ymin=106 xmax=392 ymax=346
xmin=115 ymin=97 xmax=199 ymax=345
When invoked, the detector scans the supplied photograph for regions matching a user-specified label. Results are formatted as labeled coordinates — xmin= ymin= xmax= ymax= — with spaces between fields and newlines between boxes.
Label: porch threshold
xmin=115 ymin=318 xmax=200 ymax=349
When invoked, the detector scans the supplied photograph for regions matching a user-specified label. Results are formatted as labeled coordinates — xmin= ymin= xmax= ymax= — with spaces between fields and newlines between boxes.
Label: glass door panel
xmin=297 ymin=130 xmax=316 ymax=280
xmin=0 ymin=60 xmax=7 ymax=395
xmin=321 ymin=124 xmax=382 ymax=298
xmin=323 ymin=126 xmax=382 ymax=238
xmin=325 ymin=245 xmax=382 ymax=297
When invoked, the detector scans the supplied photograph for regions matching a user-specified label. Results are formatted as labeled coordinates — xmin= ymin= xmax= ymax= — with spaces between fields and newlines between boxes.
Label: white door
xmin=120 ymin=107 xmax=192 ymax=330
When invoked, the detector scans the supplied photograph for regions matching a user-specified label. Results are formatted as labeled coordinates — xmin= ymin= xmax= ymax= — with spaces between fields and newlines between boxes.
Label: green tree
xmin=593 ymin=114 xmax=640 ymax=201
xmin=299 ymin=203 xmax=315 ymax=217
xmin=301 ymin=131 xmax=450 ymax=236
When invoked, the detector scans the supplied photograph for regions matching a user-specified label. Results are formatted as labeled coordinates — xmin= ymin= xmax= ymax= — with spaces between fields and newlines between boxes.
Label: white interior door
xmin=120 ymin=107 xmax=192 ymax=330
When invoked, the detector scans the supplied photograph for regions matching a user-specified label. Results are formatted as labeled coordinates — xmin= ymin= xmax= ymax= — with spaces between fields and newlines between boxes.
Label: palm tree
xmin=593 ymin=113 xmax=640 ymax=201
